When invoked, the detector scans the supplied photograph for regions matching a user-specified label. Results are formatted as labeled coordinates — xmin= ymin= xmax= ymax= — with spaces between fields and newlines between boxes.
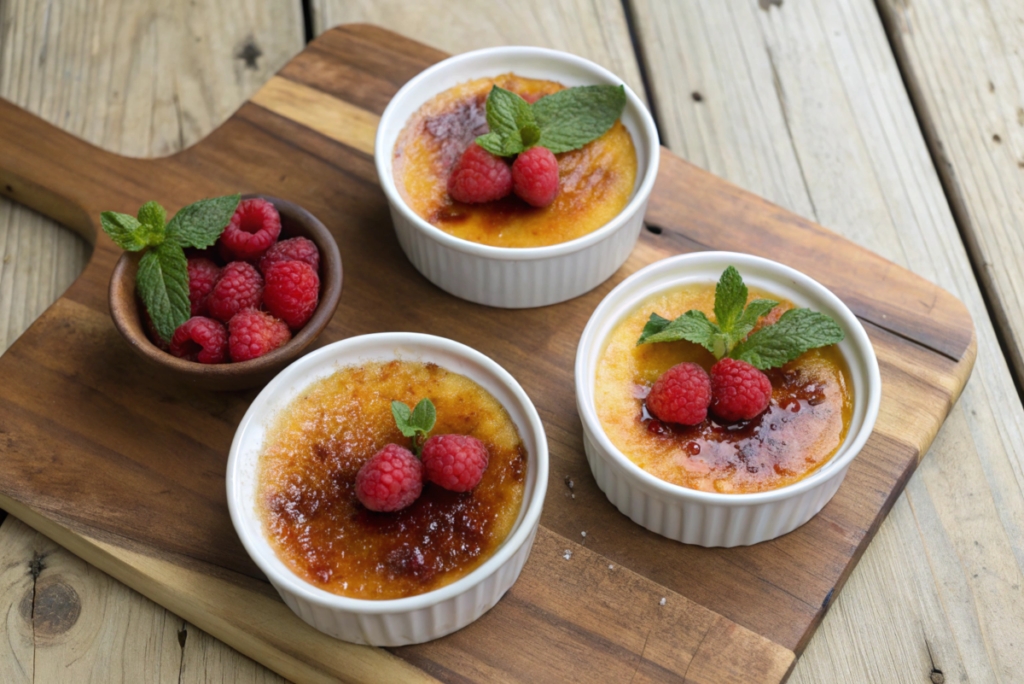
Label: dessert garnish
xmin=636 ymin=266 xmax=844 ymax=423
xmin=355 ymin=398 xmax=491 ymax=512
xmin=447 ymin=83 xmax=626 ymax=208
xmin=101 ymin=197 xmax=321 ymax=364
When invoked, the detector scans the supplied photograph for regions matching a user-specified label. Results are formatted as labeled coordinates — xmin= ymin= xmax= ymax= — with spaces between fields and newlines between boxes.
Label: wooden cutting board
xmin=0 ymin=24 xmax=975 ymax=683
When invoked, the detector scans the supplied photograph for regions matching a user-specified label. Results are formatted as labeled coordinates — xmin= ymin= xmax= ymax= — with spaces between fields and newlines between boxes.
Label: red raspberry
xmin=447 ymin=143 xmax=513 ymax=203
xmin=207 ymin=262 xmax=263 ymax=323
xmin=187 ymin=257 xmax=220 ymax=316
xmin=263 ymin=261 xmax=320 ymax=330
xmin=169 ymin=316 xmax=228 ymax=364
xmin=646 ymin=362 xmax=712 ymax=426
xmin=420 ymin=434 xmax=489 ymax=492
xmin=355 ymin=443 xmax=424 ymax=512
xmin=227 ymin=309 xmax=291 ymax=362
xmin=217 ymin=198 xmax=282 ymax=262
xmin=710 ymin=358 xmax=773 ymax=422
xmin=511 ymin=146 xmax=559 ymax=207
xmin=258 ymin=237 xmax=320 ymax=275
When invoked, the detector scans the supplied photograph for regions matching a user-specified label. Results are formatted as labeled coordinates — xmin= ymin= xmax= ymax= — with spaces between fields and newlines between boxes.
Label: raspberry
xmin=710 ymin=358 xmax=773 ymax=422
xmin=512 ymin=146 xmax=559 ymax=207
xmin=258 ymin=237 xmax=320 ymax=275
xmin=263 ymin=260 xmax=320 ymax=330
xmin=217 ymin=198 xmax=282 ymax=262
xmin=187 ymin=257 xmax=220 ymax=316
xmin=447 ymin=143 xmax=513 ymax=203
xmin=355 ymin=443 xmax=424 ymax=512
xmin=227 ymin=309 xmax=291 ymax=362
xmin=169 ymin=316 xmax=228 ymax=364
xmin=207 ymin=261 xmax=263 ymax=323
xmin=421 ymin=434 xmax=489 ymax=492
xmin=646 ymin=362 xmax=712 ymax=426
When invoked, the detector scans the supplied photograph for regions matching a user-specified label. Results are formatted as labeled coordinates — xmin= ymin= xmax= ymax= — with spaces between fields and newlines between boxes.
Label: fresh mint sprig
xmin=391 ymin=398 xmax=437 ymax=456
xmin=475 ymin=84 xmax=626 ymax=158
xmin=636 ymin=266 xmax=844 ymax=370
xmin=100 ymin=194 xmax=240 ymax=343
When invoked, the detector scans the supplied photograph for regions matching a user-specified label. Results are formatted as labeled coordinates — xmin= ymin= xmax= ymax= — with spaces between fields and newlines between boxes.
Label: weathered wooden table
xmin=1 ymin=1 xmax=1021 ymax=682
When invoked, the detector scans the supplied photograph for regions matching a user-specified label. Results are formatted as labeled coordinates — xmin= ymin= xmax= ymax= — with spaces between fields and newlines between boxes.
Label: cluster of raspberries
xmin=447 ymin=143 xmax=560 ymax=208
xmin=646 ymin=358 xmax=773 ymax=425
xmin=355 ymin=434 xmax=489 ymax=513
xmin=148 ymin=198 xmax=322 ymax=364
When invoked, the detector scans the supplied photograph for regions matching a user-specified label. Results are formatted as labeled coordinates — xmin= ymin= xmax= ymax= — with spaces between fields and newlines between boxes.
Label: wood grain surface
xmin=628 ymin=2 xmax=1024 ymax=681
xmin=0 ymin=0 xmax=304 ymax=679
xmin=0 ymin=23 xmax=975 ymax=682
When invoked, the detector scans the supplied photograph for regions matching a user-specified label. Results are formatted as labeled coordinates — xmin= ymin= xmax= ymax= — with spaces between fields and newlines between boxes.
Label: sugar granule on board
xmin=563 ymin=549 xmax=572 ymax=560
xmin=659 ymin=597 xmax=666 ymax=606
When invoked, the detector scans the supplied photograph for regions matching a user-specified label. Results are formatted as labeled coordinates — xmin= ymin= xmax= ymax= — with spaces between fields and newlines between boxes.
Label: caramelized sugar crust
xmin=595 ymin=284 xmax=853 ymax=494
xmin=393 ymin=73 xmax=638 ymax=248
xmin=258 ymin=361 xmax=527 ymax=600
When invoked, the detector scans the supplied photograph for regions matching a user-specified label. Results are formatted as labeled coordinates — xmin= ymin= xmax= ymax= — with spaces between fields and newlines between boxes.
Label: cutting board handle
xmin=0 ymin=98 xmax=154 ymax=242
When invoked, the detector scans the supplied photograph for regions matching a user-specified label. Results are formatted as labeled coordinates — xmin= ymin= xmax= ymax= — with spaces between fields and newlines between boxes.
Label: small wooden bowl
xmin=109 ymin=194 xmax=343 ymax=391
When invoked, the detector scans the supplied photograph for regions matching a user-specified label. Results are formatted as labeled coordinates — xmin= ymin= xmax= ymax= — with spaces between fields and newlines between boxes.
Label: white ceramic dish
xmin=226 ymin=333 xmax=549 ymax=646
xmin=375 ymin=46 xmax=660 ymax=309
xmin=575 ymin=252 xmax=881 ymax=547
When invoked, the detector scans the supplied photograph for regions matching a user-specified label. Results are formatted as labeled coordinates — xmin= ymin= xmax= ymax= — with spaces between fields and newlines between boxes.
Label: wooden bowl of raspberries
xmin=108 ymin=194 xmax=342 ymax=390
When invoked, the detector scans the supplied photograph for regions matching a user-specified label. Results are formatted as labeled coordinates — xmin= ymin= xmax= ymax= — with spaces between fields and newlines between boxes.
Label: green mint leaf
xmin=136 ymin=242 xmax=190 ymax=342
xmin=475 ymin=131 xmax=506 ymax=156
xmin=725 ymin=298 xmax=779 ymax=353
xmin=100 ymin=211 xmax=152 ymax=251
xmin=636 ymin=310 xmax=719 ymax=353
xmin=520 ymin=122 xmax=541 ymax=148
xmin=410 ymin=398 xmax=436 ymax=434
xmin=137 ymin=201 xmax=167 ymax=232
xmin=731 ymin=308 xmax=845 ymax=370
xmin=533 ymin=84 xmax=626 ymax=154
xmin=714 ymin=266 xmax=748 ymax=334
xmin=166 ymin=194 xmax=241 ymax=249
xmin=391 ymin=401 xmax=418 ymax=438
xmin=475 ymin=86 xmax=534 ymax=157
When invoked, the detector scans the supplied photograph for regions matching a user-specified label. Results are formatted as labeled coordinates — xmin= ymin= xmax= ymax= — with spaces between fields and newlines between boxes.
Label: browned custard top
xmin=257 ymin=360 xmax=527 ymax=600
xmin=595 ymin=284 xmax=853 ymax=493
xmin=393 ymin=73 xmax=638 ymax=248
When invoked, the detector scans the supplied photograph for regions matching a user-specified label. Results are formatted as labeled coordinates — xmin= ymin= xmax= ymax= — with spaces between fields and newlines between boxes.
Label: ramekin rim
xmin=574 ymin=251 xmax=882 ymax=506
xmin=226 ymin=332 xmax=549 ymax=613
xmin=374 ymin=45 xmax=661 ymax=262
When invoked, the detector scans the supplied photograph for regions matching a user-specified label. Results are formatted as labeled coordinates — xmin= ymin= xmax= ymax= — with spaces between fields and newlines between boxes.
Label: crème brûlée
xmin=257 ymin=360 xmax=527 ymax=600
xmin=595 ymin=284 xmax=853 ymax=494
xmin=392 ymin=73 xmax=638 ymax=248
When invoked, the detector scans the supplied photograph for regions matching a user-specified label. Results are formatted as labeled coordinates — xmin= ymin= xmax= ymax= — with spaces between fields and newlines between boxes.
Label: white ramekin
xmin=226 ymin=333 xmax=549 ymax=646
xmin=575 ymin=252 xmax=881 ymax=547
xmin=375 ymin=46 xmax=660 ymax=309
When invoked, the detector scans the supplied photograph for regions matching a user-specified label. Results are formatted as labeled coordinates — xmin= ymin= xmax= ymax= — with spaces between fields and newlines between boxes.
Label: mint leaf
xmin=476 ymin=86 xmax=536 ymax=157
xmin=166 ymin=194 xmax=241 ymax=249
xmin=533 ymin=85 xmax=626 ymax=154
xmin=391 ymin=401 xmax=417 ymax=438
xmin=137 ymin=201 xmax=167 ymax=233
xmin=731 ymin=308 xmax=845 ymax=370
xmin=724 ymin=298 xmax=779 ymax=354
xmin=136 ymin=242 xmax=190 ymax=342
xmin=410 ymin=398 xmax=436 ymax=434
xmin=714 ymin=266 xmax=747 ymax=333
xmin=520 ymin=122 xmax=541 ymax=148
xmin=636 ymin=310 xmax=719 ymax=352
xmin=100 ymin=212 xmax=152 ymax=252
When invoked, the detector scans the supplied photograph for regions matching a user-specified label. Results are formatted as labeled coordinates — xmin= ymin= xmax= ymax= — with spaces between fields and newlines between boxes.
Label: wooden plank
xmin=310 ymin=0 xmax=648 ymax=102
xmin=0 ymin=0 xmax=306 ymax=681
xmin=0 ymin=24 xmax=974 ymax=681
xmin=879 ymin=0 xmax=1024 ymax=387
xmin=628 ymin=0 xmax=1024 ymax=681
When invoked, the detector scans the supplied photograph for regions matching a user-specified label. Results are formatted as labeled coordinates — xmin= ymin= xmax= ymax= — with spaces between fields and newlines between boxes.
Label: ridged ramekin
xmin=575 ymin=252 xmax=881 ymax=547
xmin=375 ymin=46 xmax=660 ymax=308
xmin=227 ymin=333 xmax=549 ymax=645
